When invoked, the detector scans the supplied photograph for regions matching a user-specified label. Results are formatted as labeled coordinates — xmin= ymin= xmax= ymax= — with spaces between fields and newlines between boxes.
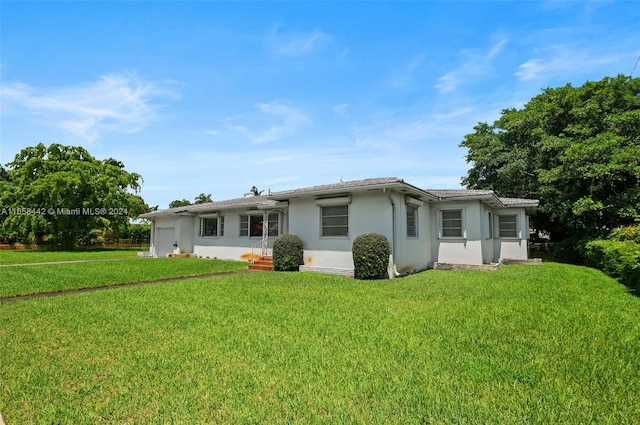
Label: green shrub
xmin=584 ymin=239 xmax=640 ymax=290
xmin=272 ymin=234 xmax=304 ymax=272
xmin=352 ymin=233 xmax=391 ymax=280
xmin=549 ymin=237 xmax=591 ymax=264
xmin=609 ymin=224 xmax=640 ymax=244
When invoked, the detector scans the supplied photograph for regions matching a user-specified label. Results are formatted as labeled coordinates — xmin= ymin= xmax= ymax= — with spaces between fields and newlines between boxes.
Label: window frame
xmin=239 ymin=214 xmax=264 ymax=238
xmin=498 ymin=214 xmax=519 ymax=239
xmin=200 ymin=217 xmax=218 ymax=237
xmin=320 ymin=204 xmax=349 ymax=238
xmin=267 ymin=212 xmax=279 ymax=237
xmin=406 ymin=204 xmax=418 ymax=238
xmin=439 ymin=209 xmax=465 ymax=239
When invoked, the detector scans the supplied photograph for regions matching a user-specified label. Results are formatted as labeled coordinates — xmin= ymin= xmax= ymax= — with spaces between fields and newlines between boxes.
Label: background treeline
xmin=462 ymin=75 xmax=640 ymax=291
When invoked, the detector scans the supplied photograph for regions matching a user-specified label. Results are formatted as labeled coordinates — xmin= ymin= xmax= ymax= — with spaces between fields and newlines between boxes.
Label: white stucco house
xmin=140 ymin=177 xmax=539 ymax=276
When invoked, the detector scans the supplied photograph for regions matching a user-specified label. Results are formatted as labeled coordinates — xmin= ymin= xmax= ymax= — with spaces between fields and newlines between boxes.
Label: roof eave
xmin=269 ymin=181 xmax=438 ymax=202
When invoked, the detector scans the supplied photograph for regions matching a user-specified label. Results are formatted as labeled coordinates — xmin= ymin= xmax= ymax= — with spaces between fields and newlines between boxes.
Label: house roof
xmin=140 ymin=195 xmax=273 ymax=218
xmin=141 ymin=177 xmax=539 ymax=219
xmin=269 ymin=177 xmax=438 ymax=201
xmin=426 ymin=189 xmax=495 ymax=199
xmin=499 ymin=197 xmax=539 ymax=207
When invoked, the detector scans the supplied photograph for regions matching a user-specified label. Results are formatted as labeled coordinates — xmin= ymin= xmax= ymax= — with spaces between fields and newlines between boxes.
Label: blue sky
xmin=1 ymin=1 xmax=639 ymax=209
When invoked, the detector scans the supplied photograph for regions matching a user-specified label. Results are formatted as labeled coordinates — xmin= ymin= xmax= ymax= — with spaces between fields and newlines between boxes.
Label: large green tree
xmin=461 ymin=75 xmax=640 ymax=240
xmin=0 ymin=143 xmax=148 ymax=248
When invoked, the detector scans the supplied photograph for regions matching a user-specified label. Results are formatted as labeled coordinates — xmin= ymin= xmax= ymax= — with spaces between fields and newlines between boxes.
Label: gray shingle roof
xmin=426 ymin=189 xmax=495 ymax=199
xmin=269 ymin=177 xmax=407 ymax=198
xmin=499 ymin=197 xmax=540 ymax=207
xmin=141 ymin=177 xmax=539 ymax=219
xmin=140 ymin=196 xmax=273 ymax=218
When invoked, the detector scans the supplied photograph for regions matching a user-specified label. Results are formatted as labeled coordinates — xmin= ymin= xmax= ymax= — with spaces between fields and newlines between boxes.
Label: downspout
xmin=383 ymin=188 xmax=400 ymax=278
xmin=150 ymin=219 xmax=156 ymax=257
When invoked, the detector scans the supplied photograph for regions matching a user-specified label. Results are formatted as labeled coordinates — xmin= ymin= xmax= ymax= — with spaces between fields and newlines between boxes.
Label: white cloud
xmin=332 ymin=103 xmax=349 ymax=118
xmin=1 ymin=72 xmax=179 ymax=142
xmin=269 ymin=26 xmax=332 ymax=56
xmin=225 ymin=100 xmax=309 ymax=144
xmin=515 ymin=45 xmax=622 ymax=81
xmin=434 ymin=36 xmax=508 ymax=94
xmin=391 ymin=53 xmax=426 ymax=89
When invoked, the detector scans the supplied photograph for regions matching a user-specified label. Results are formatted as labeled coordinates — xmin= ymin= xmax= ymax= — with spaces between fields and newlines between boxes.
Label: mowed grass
xmin=0 ymin=258 xmax=247 ymax=297
xmin=1 ymin=263 xmax=639 ymax=424
xmin=0 ymin=248 xmax=139 ymax=265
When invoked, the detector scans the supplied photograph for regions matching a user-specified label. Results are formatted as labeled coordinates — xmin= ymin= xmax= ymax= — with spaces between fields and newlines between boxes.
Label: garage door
xmin=155 ymin=227 xmax=175 ymax=257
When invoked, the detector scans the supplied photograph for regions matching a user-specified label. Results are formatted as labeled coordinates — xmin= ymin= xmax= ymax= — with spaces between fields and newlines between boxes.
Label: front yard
xmin=1 ymin=260 xmax=639 ymax=423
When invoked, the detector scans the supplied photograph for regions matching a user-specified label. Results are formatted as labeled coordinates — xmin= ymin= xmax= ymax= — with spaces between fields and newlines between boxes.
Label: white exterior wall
xmin=193 ymin=209 xmax=273 ymax=262
xmin=150 ymin=217 xmax=177 ymax=257
xmin=430 ymin=200 xmax=485 ymax=265
xmin=149 ymin=215 xmax=194 ymax=256
xmin=480 ymin=206 xmax=495 ymax=264
xmin=287 ymin=191 xmax=394 ymax=274
xmin=178 ymin=216 xmax=195 ymax=254
xmin=147 ymin=191 xmax=532 ymax=269
xmin=393 ymin=192 xmax=432 ymax=274
xmin=493 ymin=207 xmax=529 ymax=261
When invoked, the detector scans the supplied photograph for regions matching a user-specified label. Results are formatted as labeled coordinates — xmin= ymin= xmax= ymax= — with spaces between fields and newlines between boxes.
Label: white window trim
xmin=200 ymin=216 xmax=218 ymax=238
xmin=487 ymin=212 xmax=494 ymax=240
xmin=315 ymin=196 xmax=352 ymax=207
xmin=239 ymin=214 xmax=265 ymax=238
xmin=406 ymin=196 xmax=424 ymax=207
xmin=439 ymin=208 xmax=466 ymax=239
xmin=406 ymin=204 xmax=419 ymax=238
xmin=320 ymin=204 xmax=349 ymax=238
xmin=498 ymin=214 xmax=520 ymax=239
xmin=267 ymin=211 xmax=280 ymax=237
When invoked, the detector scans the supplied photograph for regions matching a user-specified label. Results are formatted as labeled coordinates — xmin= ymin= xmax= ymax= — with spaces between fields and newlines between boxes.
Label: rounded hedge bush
xmin=352 ymin=232 xmax=391 ymax=280
xmin=272 ymin=234 xmax=304 ymax=272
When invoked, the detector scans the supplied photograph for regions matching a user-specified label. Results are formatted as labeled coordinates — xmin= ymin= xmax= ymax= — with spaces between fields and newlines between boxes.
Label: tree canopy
xmin=245 ymin=186 xmax=264 ymax=197
xmin=461 ymin=75 xmax=640 ymax=240
xmin=169 ymin=199 xmax=191 ymax=208
xmin=194 ymin=193 xmax=213 ymax=204
xmin=0 ymin=143 xmax=149 ymax=247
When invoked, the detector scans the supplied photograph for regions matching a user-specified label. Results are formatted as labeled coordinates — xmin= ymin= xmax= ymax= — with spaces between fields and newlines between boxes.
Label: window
xmin=441 ymin=210 xmax=463 ymax=238
xmin=240 ymin=214 xmax=264 ymax=237
xmin=219 ymin=216 xmax=225 ymax=237
xmin=240 ymin=215 xmax=249 ymax=236
xmin=321 ymin=205 xmax=348 ymax=237
xmin=498 ymin=215 xmax=518 ymax=238
xmin=406 ymin=205 xmax=418 ymax=238
xmin=487 ymin=212 xmax=493 ymax=239
xmin=267 ymin=212 xmax=279 ymax=237
xmin=201 ymin=217 xmax=218 ymax=237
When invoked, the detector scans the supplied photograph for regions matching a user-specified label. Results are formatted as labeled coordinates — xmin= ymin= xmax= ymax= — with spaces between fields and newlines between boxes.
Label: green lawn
xmin=0 ymin=248 xmax=139 ymax=264
xmin=1 ymin=263 xmax=639 ymax=424
xmin=0 ymin=257 xmax=247 ymax=298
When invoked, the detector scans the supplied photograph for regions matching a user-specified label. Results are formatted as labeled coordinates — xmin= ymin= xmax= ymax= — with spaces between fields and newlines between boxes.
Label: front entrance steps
xmin=249 ymin=256 xmax=274 ymax=271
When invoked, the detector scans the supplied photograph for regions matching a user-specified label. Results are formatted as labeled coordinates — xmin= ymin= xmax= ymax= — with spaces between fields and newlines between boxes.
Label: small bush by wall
xmin=272 ymin=234 xmax=304 ymax=272
xmin=584 ymin=239 xmax=640 ymax=290
xmin=352 ymin=233 xmax=391 ymax=280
